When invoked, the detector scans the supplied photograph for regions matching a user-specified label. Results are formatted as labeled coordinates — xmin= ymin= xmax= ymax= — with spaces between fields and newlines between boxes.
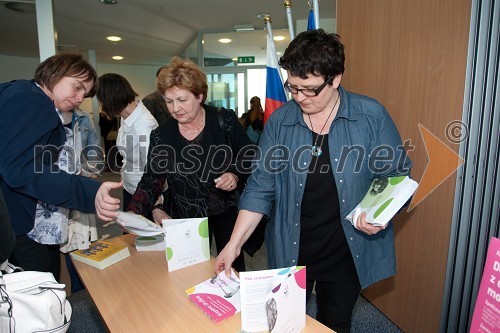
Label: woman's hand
xmin=215 ymin=241 xmax=241 ymax=276
xmin=152 ymin=208 xmax=171 ymax=226
xmin=95 ymin=181 xmax=122 ymax=221
xmin=352 ymin=209 xmax=385 ymax=235
xmin=214 ymin=172 xmax=239 ymax=192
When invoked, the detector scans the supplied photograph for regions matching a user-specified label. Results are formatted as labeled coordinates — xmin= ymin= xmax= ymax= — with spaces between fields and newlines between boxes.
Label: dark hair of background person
xmin=156 ymin=66 xmax=166 ymax=78
xmin=279 ymin=29 xmax=345 ymax=80
xmin=96 ymin=73 xmax=138 ymax=118
xmin=247 ymin=96 xmax=263 ymax=124
xmin=157 ymin=56 xmax=208 ymax=103
xmin=33 ymin=53 xmax=98 ymax=98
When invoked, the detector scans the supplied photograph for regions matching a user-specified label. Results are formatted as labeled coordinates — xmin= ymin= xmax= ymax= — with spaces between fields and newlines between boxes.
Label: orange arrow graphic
xmin=408 ymin=124 xmax=465 ymax=211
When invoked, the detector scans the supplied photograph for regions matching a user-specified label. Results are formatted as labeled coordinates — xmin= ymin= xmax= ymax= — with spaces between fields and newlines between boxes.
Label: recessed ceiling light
xmin=232 ymin=57 xmax=238 ymax=61
xmin=218 ymin=38 xmax=232 ymax=44
xmin=107 ymin=36 xmax=122 ymax=42
xmin=112 ymin=56 xmax=123 ymax=60
xmin=99 ymin=0 xmax=117 ymax=4
xmin=273 ymin=36 xmax=285 ymax=41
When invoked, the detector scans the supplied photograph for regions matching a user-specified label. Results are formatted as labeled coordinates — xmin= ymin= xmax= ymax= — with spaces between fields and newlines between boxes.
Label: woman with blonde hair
xmin=128 ymin=57 xmax=254 ymax=272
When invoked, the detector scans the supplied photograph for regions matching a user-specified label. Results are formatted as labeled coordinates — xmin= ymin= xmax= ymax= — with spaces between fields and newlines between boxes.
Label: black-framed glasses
xmin=283 ymin=76 xmax=333 ymax=97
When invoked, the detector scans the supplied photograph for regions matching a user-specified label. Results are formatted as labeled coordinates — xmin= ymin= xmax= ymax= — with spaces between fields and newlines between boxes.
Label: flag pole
xmin=313 ymin=0 xmax=320 ymax=29
xmin=264 ymin=14 xmax=274 ymax=41
xmin=284 ymin=0 xmax=295 ymax=40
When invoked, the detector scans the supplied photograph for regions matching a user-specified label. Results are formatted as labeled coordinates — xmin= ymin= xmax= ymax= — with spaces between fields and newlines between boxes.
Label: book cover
xmin=70 ymin=240 xmax=130 ymax=270
xmin=134 ymin=235 xmax=165 ymax=251
xmin=240 ymin=266 xmax=306 ymax=333
xmin=346 ymin=176 xmax=418 ymax=227
xmin=115 ymin=211 xmax=163 ymax=236
xmin=163 ymin=217 xmax=210 ymax=272
xmin=185 ymin=270 xmax=241 ymax=323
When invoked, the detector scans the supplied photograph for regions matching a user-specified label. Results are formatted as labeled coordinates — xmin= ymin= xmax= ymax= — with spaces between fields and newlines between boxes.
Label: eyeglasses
xmin=283 ymin=77 xmax=333 ymax=97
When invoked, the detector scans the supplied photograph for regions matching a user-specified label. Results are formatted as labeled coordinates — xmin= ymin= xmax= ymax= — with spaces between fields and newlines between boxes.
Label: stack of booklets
xmin=134 ymin=235 xmax=165 ymax=251
xmin=346 ymin=175 xmax=418 ymax=227
xmin=70 ymin=240 xmax=130 ymax=270
xmin=185 ymin=270 xmax=241 ymax=323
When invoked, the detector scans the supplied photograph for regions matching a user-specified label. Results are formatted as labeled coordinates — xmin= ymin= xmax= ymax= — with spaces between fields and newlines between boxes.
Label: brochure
xmin=163 ymin=217 xmax=210 ymax=272
xmin=239 ymin=266 xmax=306 ymax=332
xmin=115 ymin=211 xmax=163 ymax=236
xmin=134 ymin=235 xmax=165 ymax=251
xmin=185 ymin=270 xmax=241 ymax=323
xmin=470 ymin=237 xmax=500 ymax=332
xmin=346 ymin=176 xmax=418 ymax=227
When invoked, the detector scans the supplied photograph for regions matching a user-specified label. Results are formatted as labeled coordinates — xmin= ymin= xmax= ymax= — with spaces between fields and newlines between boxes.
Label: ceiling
xmin=0 ymin=0 xmax=335 ymax=67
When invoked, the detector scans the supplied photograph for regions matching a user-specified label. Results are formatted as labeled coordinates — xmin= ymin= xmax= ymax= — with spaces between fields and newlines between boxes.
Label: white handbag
xmin=0 ymin=262 xmax=72 ymax=333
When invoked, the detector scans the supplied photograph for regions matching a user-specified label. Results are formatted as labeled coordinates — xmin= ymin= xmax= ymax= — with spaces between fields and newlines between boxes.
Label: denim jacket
xmin=239 ymin=86 xmax=412 ymax=289
xmin=72 ymin=108 xmax=100 ymax=148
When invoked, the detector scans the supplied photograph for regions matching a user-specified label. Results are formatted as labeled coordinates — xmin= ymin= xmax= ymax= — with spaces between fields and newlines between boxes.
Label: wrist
xmin=152 ymin=204 xmax=164 ymax=211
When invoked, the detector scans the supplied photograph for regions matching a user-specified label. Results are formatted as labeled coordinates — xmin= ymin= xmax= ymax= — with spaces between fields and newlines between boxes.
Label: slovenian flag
xmin=307 ymin=7 xmax=316 ymax=30
xmin=264 ymin=34 xmax=287 ymax=123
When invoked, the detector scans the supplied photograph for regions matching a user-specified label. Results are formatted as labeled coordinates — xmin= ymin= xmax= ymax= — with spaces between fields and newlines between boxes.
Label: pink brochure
xmin=470 ymin=237 xmax=500 ymax=332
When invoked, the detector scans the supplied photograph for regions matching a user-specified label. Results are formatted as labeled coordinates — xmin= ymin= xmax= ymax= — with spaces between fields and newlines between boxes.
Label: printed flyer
xmin=470 ymin=237 xmax=500 ymax=332
xmin=185 ymin=270 xmax=241 ymax=323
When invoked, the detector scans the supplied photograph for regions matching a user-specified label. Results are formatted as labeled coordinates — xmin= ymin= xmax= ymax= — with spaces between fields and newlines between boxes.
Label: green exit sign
xmin=238 ymin=56 xmax=255 ymax=64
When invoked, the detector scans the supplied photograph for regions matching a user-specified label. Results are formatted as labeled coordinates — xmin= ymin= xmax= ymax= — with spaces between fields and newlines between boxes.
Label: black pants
xmin=9 ymin=235 xmax=61 ymax=281
xmin=208 ymin=206 xmax=245 ymax=272
xmin=306 ymin=279 xmax=361 ymax=333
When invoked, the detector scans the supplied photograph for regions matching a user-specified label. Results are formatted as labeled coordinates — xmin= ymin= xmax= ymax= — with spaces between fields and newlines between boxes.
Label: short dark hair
xmin=96 ymin=73 xmax=138 ymax=118
xmin=34 ymin=53 xmax=98 ymax=98
xmin=279 ymin=29 xmax=345 ymax=80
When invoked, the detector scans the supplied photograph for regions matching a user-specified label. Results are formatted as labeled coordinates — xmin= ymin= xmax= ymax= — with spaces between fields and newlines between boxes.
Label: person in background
xmin=96 ymin=73 xmax=158 ymax=211
xmin=215 ymin=29 xmax=413 ymax=332
xmin=239 ymin=96 xmax=264 ymax=144
xmin=99 ymin=111 xmax=119 ymax=170
xmin=0 ymin=53 xmax=121 ymax=274
xmin=142 ymin=66 xmax=170 ymax=125
xmin=127 ymin=56 xmax=254 ymax=272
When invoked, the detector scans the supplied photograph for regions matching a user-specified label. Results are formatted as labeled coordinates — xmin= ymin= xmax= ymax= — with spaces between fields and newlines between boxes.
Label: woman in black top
xmin=128 ymin=57 xmax=254 ymax=272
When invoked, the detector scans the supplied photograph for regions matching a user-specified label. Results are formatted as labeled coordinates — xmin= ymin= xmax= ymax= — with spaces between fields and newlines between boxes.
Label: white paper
xmin=163 ymin=217 xmax=210 ymax=272
xmin=239 ymin=267 xmax=302 ymax=332
xmin=115 ymin=211 xmax=163 ymax=236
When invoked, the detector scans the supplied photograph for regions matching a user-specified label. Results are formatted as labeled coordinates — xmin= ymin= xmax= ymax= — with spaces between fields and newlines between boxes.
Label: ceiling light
xmin=99 ymin=0 xmax=117 ymax=4
xmin=112 ymin=56 xmax=123 ymax=60
xmin=232 ymin=57 xmax=238 ymax=62
xmin=218 ymin=38 xmax=232 ymax=44
xmin=234 ymin=24 xmax=254 ymax=32
xmin=273 ymin=36 xmax=285 ymax=41
xmin=107 ymin=36 xmax=121 ymax=42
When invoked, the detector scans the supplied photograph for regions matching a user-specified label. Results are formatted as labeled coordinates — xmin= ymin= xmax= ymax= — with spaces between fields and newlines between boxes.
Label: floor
xmin=67 ymin=172 xmax=403 ymax=332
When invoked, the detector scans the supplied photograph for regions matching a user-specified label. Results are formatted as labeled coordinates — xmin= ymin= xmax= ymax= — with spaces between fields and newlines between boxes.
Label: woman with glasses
xmin=216 ymin=29 xmax=413 ymax=333
xmin=0 ymin=53 xmax=121 ymax=276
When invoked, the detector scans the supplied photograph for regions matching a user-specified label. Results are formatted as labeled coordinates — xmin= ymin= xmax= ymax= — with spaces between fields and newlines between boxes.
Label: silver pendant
xmin=311 ymin=145 xmax=322 ymax=157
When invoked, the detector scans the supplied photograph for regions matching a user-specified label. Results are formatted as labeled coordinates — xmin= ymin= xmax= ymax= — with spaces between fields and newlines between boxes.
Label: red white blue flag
xmin=307 ymin=7 xmax=316 ymax=30
xmin=264 ymin=34 xmax=287 ymax=123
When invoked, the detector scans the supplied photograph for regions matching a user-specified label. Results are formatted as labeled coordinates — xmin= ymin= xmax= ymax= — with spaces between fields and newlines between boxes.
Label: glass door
xmin=204 ymin=69 xmax=246 ymax=117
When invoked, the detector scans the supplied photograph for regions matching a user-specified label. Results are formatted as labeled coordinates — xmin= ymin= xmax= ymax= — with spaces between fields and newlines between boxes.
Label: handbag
xmin=0 ymin=262 xmax=72 ymax=333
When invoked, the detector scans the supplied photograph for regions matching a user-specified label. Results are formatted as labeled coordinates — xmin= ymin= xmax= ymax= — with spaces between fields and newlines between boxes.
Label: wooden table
xmin=72 ymin=234 xmax=332 ymax=332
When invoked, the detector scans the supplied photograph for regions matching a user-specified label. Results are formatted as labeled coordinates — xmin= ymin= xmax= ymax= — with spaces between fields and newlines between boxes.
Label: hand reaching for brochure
xmin=152 ymin=209 xmax=171 ymax=226
xmin=351 ymin=208 xmax=385 ymax=235
xmin=215 ymin=242 xmax=241 ymax=277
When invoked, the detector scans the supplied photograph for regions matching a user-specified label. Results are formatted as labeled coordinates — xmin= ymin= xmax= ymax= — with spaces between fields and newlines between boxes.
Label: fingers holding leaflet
xmin=95 ymin=180 xmax=122 ymax=221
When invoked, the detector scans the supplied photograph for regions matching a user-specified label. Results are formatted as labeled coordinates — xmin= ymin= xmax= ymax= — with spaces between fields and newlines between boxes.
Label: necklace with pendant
xmin=180 ymin=110 xmax=205 ymax=134
xmin=307 ymin=93 xmax=340 ymax=157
